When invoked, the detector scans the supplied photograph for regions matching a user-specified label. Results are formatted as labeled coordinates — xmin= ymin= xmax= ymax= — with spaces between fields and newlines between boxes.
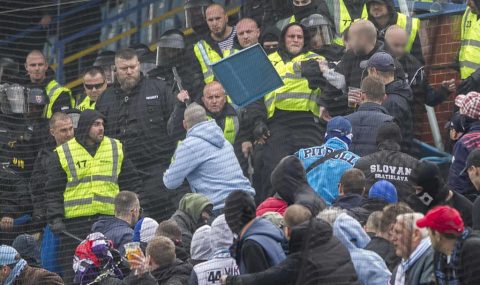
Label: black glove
xmin=458 ymin=77 xmax=476 ymax=95
xmin=49 ymin=218 xmax=66 ymax=235
xmin=253 ymin=121 xmax=270 ymax=141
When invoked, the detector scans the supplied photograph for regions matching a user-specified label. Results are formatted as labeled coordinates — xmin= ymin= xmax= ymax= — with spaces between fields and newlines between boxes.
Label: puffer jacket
xmin=345 ymin=102 xmax=394 ymax=157
xmin=226 ymin=218 xmax=359 ymax=285
xmin=354 ymin=140 xmax=419 ymax=202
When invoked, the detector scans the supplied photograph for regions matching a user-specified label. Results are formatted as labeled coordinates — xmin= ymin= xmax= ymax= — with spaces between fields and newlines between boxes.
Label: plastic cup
xmin=124 ymin=242 xmax=142 ymax=262
xmin=348 ymin=87 xmax=362 ymax=109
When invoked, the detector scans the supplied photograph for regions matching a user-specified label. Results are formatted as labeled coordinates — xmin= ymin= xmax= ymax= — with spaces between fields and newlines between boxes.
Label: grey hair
xmin=317 ymin=207 xmax=346 ymax=226
xmin=184 ymin=103 xmax=208 ymax=130
xmin=396 ymin=213 xmax=428 ymax=238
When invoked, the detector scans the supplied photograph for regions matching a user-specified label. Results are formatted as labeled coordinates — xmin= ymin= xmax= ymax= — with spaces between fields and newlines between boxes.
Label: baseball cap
xmin=326 ymin=116 xmax=352 ymax=137
xmin=368 ymin=180 xmax=398 ymax=204
xmin=460 ymin=148 xmax=480 ymax=175
xmin=416 ymin=206 xmax=464 ymax=235
xmin=0 ymin=245 xmax=19 ymax=266
xmin=455 ymin=92 xmax=480 ymax=120
xmin=360 ymin=52 xmax=396 ymax=72
xmin=445 ymin=112 xmax=464 ymax=133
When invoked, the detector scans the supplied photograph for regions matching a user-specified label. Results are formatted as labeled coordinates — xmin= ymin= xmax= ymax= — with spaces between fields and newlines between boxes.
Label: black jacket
xmin=124 ymin=259 xmax=193 ymax=285
xmin=333 ymin=194 xmax=367 ymax=210
xmin=95 ymin=76 xmax=176 ymax=171
xmin=30 ymin=147 xmax=54 ymax=224
xmin=345 ymin=102 xmax=395 ymax=156
xmin=365 ymin=236 xmax=401 ymax=272
xmin=349 ymin=198 xmax=389 ymax=225
xmin=354 ymin=141 xmax=419 ymax=202
xmin=226 ymin=219 xmax=359 ymax=285
xmin=45 ymin=110 xmax=142 ymax=222
xmin=383 ymin=80 xmax=414 ymax=154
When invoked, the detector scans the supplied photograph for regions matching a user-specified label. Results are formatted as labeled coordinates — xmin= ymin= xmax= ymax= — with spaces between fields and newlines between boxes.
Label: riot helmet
xmin=93 ymin=51 xmax=115 ymax=85
xmin=129 ymin=43 xmax=157 ymax=75
xmin=0 ymin=58 xmax=19 ymax=84
xmin=184 ymin=0 xmax=213 ymax=34
xmin=300 ymin=14 xmax=333 ymax=49
xmin=156 ymin=29 xmax=186 ymax=67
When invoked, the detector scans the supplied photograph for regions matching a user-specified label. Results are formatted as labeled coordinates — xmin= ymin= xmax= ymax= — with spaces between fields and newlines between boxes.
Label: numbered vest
xmin=56 ymin=137 xmax=123 ymax=219
xmin=265 ymin=51 xmax=323 ymax=119
xmin=193 ymin=258 xmax=239 ymax=285
xmin=396 ymin=13 xmax=420 ymax=53
xmin=332 ymin=0 xmax=368 ymax=46
xmin=459 ymin=7 xmax=480 ymax=79
xmin=194 ymin=40 xmax=236 ymax=84
xmin=44 ymin=79 xmax=75 ymax=119
xmin=76 ymin=95 xmax=96 ymax=111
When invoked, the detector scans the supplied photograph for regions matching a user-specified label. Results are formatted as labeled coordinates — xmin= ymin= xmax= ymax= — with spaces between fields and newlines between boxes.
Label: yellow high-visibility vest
xmin=265 ymin=51 xmax=323 ymax=119
xmin=44 ymin=79 xmax=75 ymax=119
xmin=193 ymin=40 xmax=236 ymax=84
xmin=207 ymin=115 xmax=239 ymax=144
xmin=56 ymin=137 xmax=123 ymax=219
xmin=459 ymin=7 xmax=480 ymax=79
xmin=76 ymin=95 xmax=96 ymax=111
xmin=396 ymin=13 xmax=420 ymax=53
xmin=332 ymin=0 xmax=368 ymax=46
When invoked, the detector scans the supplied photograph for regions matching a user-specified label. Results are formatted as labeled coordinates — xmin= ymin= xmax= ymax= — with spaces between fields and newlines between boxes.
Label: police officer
xmin=93 ymin=50 xmax=116 ymax=85
xmin=45 ymin=109 xmax=141 ymax=282
xmin=23 ymin=50 xmax=74 ymax=119
xmin=457 ymin=0 xmax=480 ymax=95
xmin=185 ymin=0 xmax=214 ymax=37
xmin=247 ymin=23 xmax=325 ymax=200
xmin=366 ymin=0 xmax=423 ymax=62
xmin=76 ymin=66 xmax=108 ymax=111
xmin=95 ymin=48 xmax=182 ymax=223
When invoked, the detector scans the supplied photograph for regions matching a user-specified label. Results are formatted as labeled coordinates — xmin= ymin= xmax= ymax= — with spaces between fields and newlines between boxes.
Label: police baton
xmin=172 ymin=67 xmax=190 ymax=106
xmin=61 ymin=230 xmax=83 ymax=243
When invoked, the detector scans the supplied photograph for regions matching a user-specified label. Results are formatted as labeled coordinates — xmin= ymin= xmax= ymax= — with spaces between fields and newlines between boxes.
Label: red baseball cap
xmin=416 ymin=206 xmax=464 ymax=235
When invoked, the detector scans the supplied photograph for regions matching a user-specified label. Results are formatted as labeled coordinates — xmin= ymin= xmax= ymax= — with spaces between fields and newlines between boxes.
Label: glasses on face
xmin=84 ymin=82 xmax=105 ymax=90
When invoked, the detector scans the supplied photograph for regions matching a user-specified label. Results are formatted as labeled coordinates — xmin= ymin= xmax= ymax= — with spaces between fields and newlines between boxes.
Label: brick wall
xmin=415 ymin=14 xmax=463 ymax=145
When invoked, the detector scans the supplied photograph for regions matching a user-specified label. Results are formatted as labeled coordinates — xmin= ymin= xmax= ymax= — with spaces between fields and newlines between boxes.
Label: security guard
xmin=95 ymin=48 xmax=184 ymax=223
xmin=284 ymin=0 xmax=333 ymax=30
xmin=76 ymin=66 xmax=108 ymax=111
xmin=247 ymin=23 xmax=325 ymax=201
xmin=458 ymin=0 xmax=480 ymax=95
xmin=331 ymin=0 xmax=368 ymax=46
xmin=23 ymin=50 xmax=74 ymax=118
xmin=366 ymin=0 xmax=422 ymax=61
xmin=45 ymin=109 xmax=141 ymax=282
xmin=193 ymin=3 xmax=237 ymax=84
xmin=168 ymin=81 xmax=239 ymax=144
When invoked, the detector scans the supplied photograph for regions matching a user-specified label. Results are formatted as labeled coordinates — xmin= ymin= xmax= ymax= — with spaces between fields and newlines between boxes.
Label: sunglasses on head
xmin=84 ymin=82 xmax=105 ymax=90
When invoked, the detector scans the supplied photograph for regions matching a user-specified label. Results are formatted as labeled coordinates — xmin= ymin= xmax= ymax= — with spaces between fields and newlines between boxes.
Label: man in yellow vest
xmin=45 ymin=109 xmax=141 ymax=282
xmin=366 ymin=0 xmax=423 ymax=62
xmin=330 ymin=0 xmax=368 ymax=46
xmin=246 ymin=23 xmax=325 ymax=200
xmin=76 ymin=66 xmax=107 ymax=111
xmin=193 ymin=4 xmax=237 ymax=84
xmin=23 ymin=50 xmax=75 ymax=119
xmin=458 ymin=0 xmax=480 ymax=95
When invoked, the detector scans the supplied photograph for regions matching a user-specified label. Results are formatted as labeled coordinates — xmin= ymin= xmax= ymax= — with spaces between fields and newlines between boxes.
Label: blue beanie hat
xmin=325 ymin=116 xmax=353 ymax=145
xmin=368 ymin=180 xmax=398 ymax=204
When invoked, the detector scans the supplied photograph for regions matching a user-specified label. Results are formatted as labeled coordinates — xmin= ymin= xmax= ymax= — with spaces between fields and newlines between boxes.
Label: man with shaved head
xmin=385 ymin=25 xmax=455 ymax=107
xmin=236 ymin=18 xmax=260 ymax=48
xmin=164 ymin=103 xmax=254 ymax=215
xmin=319 ymin=20 xmax=404 ymax=117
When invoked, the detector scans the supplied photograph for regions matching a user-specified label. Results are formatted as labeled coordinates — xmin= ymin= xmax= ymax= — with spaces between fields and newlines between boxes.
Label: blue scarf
xmin=4 ymin=258 xmax=27 ymax=285
xmin=434 ymin=229 xmax=471 ymax=285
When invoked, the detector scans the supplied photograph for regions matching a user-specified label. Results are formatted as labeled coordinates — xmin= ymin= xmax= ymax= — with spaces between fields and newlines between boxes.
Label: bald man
xmin=385 ymin=25 xmax=455 ymax=107
xmin=319 ymin=20 xmax=404 ymax=117
xmin=24 ymin=50 xmax=74 ymax=118
xmin=163 ymin=103 xmax=254 ymax=214
xmin=236 ymin=18 xmax=260 ymax=49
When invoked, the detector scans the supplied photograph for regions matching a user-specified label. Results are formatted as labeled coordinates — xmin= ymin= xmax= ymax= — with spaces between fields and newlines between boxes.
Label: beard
xmin=118 ymin=74 xmax=140 ymax=92
xmin=213 ymin=25 xmax=227 ymax=39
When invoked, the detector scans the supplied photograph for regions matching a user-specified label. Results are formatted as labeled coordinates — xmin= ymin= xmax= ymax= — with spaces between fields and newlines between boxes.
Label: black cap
xmin=461 ymin=149 xmax=480 ymax=175
xmin=376 ymin=122 xmax=402 ymax=145
xmin=445 ymin=112 xmax=464 ymax=133
xmin=360 ymin=52 xmax=396 ymax=72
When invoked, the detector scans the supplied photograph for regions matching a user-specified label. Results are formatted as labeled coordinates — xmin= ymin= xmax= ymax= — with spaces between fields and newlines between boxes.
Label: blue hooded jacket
xmin=163 ymin=120 xmax=255 ymax=210
xmin=333 ymin=213 xmax=391 ymax=285
xmin=296 ymin=137 xmax=359 ymax=205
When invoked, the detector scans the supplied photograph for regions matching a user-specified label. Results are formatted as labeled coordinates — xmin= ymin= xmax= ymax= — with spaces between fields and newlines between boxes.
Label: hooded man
xmin=259 ymin=25 xmax=281 ymax=55
xmin=45 ymin=109 xmax=141 ymax=282
xmin=409 ymin=161 xmax=473 ymax=227
xmin=296 ymin=116 xmax=360 ymax=205
xmin=169 ymin=193 xmax=213 ymax=252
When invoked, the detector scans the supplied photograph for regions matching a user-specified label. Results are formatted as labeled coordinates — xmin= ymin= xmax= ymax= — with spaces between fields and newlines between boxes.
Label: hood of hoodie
xmin=271 ymin=156 xmax=309 ymax=205
xmin=289 ymin=218 xmax=333 ymax=253
xmin=260 ymin=25 xmax=281 ymax=45
xmin=187 ymin=120 xmax=225 ymax=149
xmin=178 ymin=193 xmax=213 ymax=223
xmin=241 ymin=218 xmax=286 ymax=244
xmin=75 ymin=109 xmax=105 ymax=147
xmin=190 ymin=225 xmax=212 ymax=261
xmin=278 ymin=23 xmax=311 ymax=61
xmin=385 ymin=79 xmax=413 ymax=103
xmin=210 ymin=214 xmax=234 ymax=254
xmin=366 ymin=0 xmax=397 ymax=29
xmin=333 ymin=213 xmax=371 ymax=251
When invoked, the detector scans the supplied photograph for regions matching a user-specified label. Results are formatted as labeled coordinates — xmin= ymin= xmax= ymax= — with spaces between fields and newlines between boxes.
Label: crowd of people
xmin=1 ymin=0 xmax=480 ymax=284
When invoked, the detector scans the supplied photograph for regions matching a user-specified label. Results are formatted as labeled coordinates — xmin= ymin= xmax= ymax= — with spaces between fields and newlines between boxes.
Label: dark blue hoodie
xmin=91 ymin=216 xmax=133 ymax=255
